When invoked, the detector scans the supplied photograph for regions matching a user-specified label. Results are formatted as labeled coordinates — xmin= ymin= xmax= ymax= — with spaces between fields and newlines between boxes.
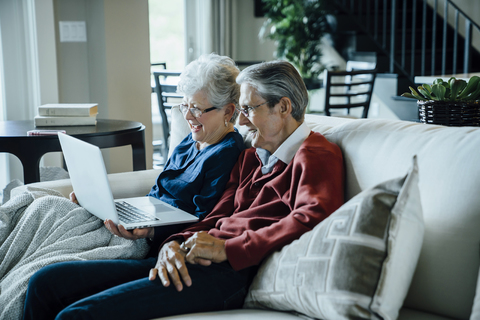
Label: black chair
xmin=150 ymin=62 xmax=167 ymax=93
xmin=152 ymin=70 xmax=182 ymax=164
xmin=324 ymin=68 xmax=377 ymax=118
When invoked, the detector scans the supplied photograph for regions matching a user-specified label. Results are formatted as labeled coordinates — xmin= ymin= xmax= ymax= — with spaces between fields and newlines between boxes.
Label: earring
xmin=225 ymin=120 xmax=228 ymax=127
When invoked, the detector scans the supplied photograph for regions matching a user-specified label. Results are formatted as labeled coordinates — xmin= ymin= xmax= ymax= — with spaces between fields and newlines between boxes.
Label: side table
xmin=0 ymin=119 xmax=146 ymax=184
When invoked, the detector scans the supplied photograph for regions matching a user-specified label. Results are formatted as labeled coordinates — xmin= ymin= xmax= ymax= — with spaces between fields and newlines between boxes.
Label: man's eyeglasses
xmin=179 ymin=104 xmax=217 ymax=118
xmin=237 ymin=101 xmax=271 ymax=117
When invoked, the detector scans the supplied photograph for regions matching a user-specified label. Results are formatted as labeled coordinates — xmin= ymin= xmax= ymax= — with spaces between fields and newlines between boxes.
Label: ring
xmin=180 ymin=242 xmax=189 ymax=252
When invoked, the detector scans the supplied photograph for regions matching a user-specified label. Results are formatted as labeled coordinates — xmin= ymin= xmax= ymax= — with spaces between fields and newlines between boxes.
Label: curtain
xmin=0 ymin=0 xmax=58 ymax=185
xmin=184 ymin=0 xmax=234 ymax=63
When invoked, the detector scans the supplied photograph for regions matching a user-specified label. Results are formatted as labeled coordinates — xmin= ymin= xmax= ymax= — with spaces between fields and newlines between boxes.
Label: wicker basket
xmin=418 ymin=100 xmax=480 ymax=126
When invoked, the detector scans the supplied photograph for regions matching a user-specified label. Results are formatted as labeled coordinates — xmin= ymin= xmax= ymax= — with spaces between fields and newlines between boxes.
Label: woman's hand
xmin=104 ymin=219 xmax=154 ymax=241
xmin=69 ymin=191 xmax=79 ymax=204
xmin=183 ymin=231 xmax=227 ymax=265
xmin=149 ymin=240 xmax=192 ymax=292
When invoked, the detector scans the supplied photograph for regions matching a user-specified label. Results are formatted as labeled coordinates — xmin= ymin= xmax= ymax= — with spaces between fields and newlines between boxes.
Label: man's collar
xmin=256 ymin=122 xmax=310 ymax=165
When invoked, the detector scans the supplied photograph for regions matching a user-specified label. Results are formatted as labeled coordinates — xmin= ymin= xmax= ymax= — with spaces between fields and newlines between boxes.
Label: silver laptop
xmin=58 ymin=132 xmax=198 ymax=230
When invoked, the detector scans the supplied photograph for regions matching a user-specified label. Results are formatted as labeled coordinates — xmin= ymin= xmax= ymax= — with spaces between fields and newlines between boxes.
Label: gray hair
xmin=177 ymin=53 xmax=240 ymax=123
xmin=236 ymin=60 xmax=308 ymax=122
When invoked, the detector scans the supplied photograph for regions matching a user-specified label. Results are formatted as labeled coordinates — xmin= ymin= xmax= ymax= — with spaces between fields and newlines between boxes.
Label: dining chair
xmin=324 ymin=68 xmax=377 ymax=118
xmin=152 ymin=70 xmax=182 ymax=164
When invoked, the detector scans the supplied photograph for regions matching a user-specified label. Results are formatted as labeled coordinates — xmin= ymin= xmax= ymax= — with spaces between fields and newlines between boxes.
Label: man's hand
xmin=104 ymin=219 xmax=154 ymax=241
xmin=183 ymin=231 xmax=227 ymax=266
xmin=149 ymin=240 xmax=192 ymax=292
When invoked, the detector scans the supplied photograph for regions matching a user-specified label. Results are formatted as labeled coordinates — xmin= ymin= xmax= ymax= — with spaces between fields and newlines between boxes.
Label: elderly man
xmin=23 ymin=60 xmax=344 ymax=320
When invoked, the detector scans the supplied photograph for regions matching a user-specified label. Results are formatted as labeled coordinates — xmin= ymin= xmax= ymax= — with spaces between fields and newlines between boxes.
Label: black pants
xmin=23 ymin=257 xmax=257 ymax=320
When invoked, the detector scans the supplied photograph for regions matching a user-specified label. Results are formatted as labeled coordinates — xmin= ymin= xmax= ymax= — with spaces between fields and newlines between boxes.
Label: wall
xmin=426 ymin=0 xmax=480 ymax=55
xmin=54 ymin=0 xmax=153 ymax=172
xmin=451 ymin=0 xmax=480 ymax=52
xmin=231 ymin=0 xmax=276 ymax=62
xmin=451 ymin=0 xmax=480 ymax=25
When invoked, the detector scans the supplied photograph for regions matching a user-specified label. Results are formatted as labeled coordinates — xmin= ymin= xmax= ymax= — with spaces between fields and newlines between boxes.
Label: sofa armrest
xmin=10 ymin=169 xmax=162 ymax=199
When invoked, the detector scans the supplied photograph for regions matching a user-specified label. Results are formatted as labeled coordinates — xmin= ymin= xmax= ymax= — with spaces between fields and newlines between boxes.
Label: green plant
xmin=259 ymin=0 xmax=331 ymax=81
xmin=401 ymin=76 xmax=480 ymax=102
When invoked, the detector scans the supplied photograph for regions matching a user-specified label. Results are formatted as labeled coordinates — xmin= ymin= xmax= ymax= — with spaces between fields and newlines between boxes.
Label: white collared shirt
xmin=256 ymin=122 xmax=311 ymax=174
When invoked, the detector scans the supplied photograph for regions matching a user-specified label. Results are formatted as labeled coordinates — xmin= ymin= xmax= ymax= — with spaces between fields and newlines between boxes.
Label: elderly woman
xmin=0 ymin=53 xmax=245 ymax=319
xmin=102 ymin=53 xmax=245 ymax=246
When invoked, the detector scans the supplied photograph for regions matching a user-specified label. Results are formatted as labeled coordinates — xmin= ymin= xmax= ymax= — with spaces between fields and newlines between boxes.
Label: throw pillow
xmin=244 ymin=156 xmax=424 ymax=320
xmin=168 ymin=105 xmax=191 ymax=159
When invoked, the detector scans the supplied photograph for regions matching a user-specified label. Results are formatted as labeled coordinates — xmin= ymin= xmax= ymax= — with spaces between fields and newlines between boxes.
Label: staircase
xmin=331 ymin=0 xmax=480 ymax=95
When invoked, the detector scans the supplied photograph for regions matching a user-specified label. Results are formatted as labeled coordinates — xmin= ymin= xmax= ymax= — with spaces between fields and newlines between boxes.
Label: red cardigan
xmin=167 ymin=131 xmax=344 ymax=271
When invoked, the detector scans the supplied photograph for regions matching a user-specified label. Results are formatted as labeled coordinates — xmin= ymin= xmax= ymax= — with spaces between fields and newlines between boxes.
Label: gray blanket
xmin=0 ymin=187 xmax=150 ymax=319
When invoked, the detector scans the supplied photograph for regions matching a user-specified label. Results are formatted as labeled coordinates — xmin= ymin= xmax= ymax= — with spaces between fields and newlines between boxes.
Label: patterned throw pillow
xmin=244 ymin=157 xmax=424 ymax=320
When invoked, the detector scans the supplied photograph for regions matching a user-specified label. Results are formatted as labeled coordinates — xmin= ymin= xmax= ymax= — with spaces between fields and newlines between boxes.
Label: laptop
xmin=58 ymin=133 xmax=198 ymax=230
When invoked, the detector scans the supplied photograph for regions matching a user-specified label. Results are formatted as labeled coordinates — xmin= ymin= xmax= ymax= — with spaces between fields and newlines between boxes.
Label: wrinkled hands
xmin=149 ymin=240 xmax=191 ymax=292
xmin=149 ymin=231 xmax=227 ymax=291
xmin=183 ymin=231 xmax=227 ymax=265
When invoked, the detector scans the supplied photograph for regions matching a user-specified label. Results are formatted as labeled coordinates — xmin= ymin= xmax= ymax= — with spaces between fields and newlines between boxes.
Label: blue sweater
xmin=147 ymin=130 xmax=245 ymax=220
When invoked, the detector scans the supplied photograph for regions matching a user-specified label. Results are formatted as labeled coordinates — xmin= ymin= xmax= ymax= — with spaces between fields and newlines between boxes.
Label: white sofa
xmin=12 ymin=109 xmax=480 ymax=320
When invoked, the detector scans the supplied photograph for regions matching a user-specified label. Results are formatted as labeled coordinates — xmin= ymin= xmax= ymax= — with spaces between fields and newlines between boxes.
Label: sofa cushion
xmin=244 ymin=157 xmax=424 ymax=319
xmin=168 ymin=105 xmax=190 ymax=159
xmin=321 ymin=118 xmax=480 ymax=318
xmin=153 ymin=309 xmax=303 ymax=320
xmin=397 ymin=307 xmax=458 ymax=320
xmin=471 ymin=266 xmax=480 ymax=319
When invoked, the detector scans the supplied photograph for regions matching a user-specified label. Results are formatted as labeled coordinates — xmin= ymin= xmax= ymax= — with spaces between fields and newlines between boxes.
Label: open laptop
xmin=58 ymin=132 xmax=198 ymax=230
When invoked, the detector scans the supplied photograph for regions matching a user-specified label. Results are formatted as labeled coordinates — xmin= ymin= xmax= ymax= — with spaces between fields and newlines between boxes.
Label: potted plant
xmin=401 ymin=76 xmax=480 ymax=126
xmin=259 ymin=0 xmax=333 ymax=89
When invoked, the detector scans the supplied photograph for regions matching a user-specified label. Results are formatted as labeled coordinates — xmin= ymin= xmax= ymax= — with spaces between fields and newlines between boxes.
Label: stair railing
xmin=335 ymin=0 xmax=480 ymax=82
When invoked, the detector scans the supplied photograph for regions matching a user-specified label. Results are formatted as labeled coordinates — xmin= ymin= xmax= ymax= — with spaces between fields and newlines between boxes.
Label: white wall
xmin=54 ymin=0 xmax=153 ymax=173
xmin=102 ymin=0 xmax=152 ymax=172
xmin=451 ymin=0 xmax=480 ymax=52
xmin=450 ymin=0 xmax=480 ymax=25
xmin=427 ymin=0 xmax=480 ymax=54
xmin=231 ymin=0 xmax=276 ymax=62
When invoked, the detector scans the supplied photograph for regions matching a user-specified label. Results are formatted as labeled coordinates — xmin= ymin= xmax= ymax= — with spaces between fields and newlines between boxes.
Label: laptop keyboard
xmin=115 ymin=201 xmax=159 ymax=223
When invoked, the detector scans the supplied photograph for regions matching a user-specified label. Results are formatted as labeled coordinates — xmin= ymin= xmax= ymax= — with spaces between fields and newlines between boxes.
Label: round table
xmin=0 ymin=119 xmax=146 ymax=184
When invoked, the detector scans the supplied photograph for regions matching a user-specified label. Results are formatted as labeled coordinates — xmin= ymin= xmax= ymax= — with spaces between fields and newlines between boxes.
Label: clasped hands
xmin=149 ymin=231 xmax=227 ymax=292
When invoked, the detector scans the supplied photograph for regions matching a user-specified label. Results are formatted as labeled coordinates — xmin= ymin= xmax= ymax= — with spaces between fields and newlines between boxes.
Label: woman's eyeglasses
xmin=179 ymin=104 xmax=217 ymax=118
xmin=237 ymin=101 xmax=271 ymax=117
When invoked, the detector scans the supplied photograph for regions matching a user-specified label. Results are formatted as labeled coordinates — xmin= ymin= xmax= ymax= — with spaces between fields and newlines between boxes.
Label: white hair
xmin=236 ymin=60 xmax=308 ymax=122
xmin=177 ymin=53 xmax=240 ymax=123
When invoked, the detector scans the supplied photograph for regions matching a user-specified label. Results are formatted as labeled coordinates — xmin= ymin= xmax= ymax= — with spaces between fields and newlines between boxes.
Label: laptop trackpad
xmin=120 ymin=197 xmax=178 ymax=215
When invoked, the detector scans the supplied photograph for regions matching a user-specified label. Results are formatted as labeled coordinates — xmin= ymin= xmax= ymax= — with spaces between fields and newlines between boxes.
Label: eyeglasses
xmin=179 ymin=104 xmax=217 ymax=118
xmin=237 ymin=101 xmax=271 ymax=117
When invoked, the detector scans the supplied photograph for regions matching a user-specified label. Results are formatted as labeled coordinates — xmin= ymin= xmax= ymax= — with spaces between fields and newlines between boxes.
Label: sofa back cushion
xmin=320 ymin=118 xmax=480 ymax=319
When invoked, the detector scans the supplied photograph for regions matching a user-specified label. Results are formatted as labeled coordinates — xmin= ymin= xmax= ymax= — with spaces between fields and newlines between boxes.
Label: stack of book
xmin=34 ymin=103 xmax=98 ymax=126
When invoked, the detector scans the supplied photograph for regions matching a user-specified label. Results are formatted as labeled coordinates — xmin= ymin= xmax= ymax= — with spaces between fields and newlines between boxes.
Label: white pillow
xmin=168 ymin=105 xmax=190 ymax=159
xmin=244 ymin=157 xmax=424 ymax=320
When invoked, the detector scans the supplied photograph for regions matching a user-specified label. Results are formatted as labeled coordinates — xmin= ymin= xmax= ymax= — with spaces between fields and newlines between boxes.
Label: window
xmin=149 ymin=0 xmax=185 ymax=167
xmin=149 ymin=0 xmax=185 ymax=69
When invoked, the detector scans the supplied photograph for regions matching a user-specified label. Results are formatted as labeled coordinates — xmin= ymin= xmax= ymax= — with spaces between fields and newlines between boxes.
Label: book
xmin=34 ymin=115 xmax=97 ymax=126
xmin=38 ymin=103 xmax=98 ymax=117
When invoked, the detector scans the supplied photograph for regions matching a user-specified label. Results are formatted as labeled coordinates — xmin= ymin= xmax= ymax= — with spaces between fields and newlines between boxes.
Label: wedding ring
xmin=180 ymin=242 xmax=189 ymax=252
